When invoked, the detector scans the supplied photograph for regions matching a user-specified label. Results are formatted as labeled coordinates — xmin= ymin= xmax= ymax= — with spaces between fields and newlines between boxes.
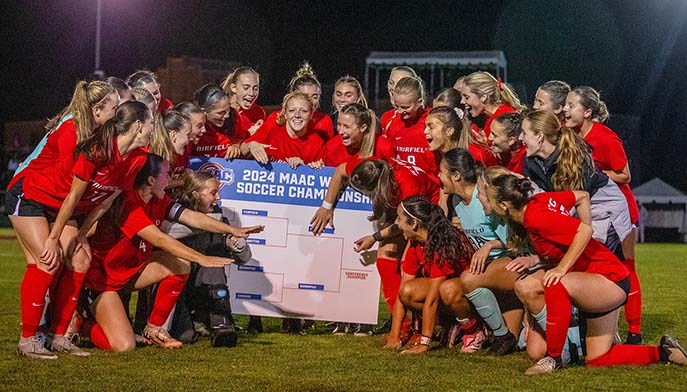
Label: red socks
xmin=376 ymin=257 xmax=401 ymax=313
xmin=50 ymin=270 xmax=86 ymax=335
xmin=623 ymin=258 xmax=642 ymax=334
xmin=148 ymin=274 xmax=188 ymax=326
xmin=89 ymin=323 xmax=111 ymax=350
xmin=20 ymin=265 xmax=54 ymax=338
xmin=543 ymin=282 xmax=572 ymax=358
xmin=586 ymin=344 xmax=659 ymax=366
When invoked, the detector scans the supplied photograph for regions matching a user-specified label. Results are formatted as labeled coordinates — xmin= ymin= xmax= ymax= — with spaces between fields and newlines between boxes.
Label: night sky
xmin=3 ymin=0 xmax=687 ymax=191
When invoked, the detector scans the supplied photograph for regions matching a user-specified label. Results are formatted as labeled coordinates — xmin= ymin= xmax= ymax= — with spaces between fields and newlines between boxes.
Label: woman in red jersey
xmin=460 ymin=71 xmax=525 ymax=143
xmin=310 ymin=103 xmax=394 ymax=235
xmin=347 ymin=158 xmax=439 ymax=326
xmin=6 ymin=101 xmax=153 ymax=359
xmin=193 ymin=84 xmax=247 ymax=160
xmin=488 ymin=112 xmax=526 ymax=173
xmin=331 ymin=75 xmax=368 ymax=126
xmin=533 ymin=80 xmax=570 ymax=124
xmin=241 ymin=92 xmax=324 ymax=168
xmin=127 ymin=69 xmax=173 ymax=112
xmin=380 ymin=66 xmax=418 ymax=136
xmin=171 ymin=102 xmax=208 ymax=176
xmin=132 ymin=87 xmax=158 ymax=114
xmin=384 ymin=195 xmax=470 ymax=354
xmin=286 ymin=62 xmax=334 ymax=141
xmin=147 ymin=109 xmax=192 ymax=182
xmin=564 ymin=86 xmax=643 ymax=344
xmin=222 ymin=67 xmax=266 ymax=132
xmin=385 ymin=76 xmax=437 ymax=173
xmin=487 ymin=174 xmax=687 ymax=374
xmin=82 ymin=154 xmax=263 ymax=351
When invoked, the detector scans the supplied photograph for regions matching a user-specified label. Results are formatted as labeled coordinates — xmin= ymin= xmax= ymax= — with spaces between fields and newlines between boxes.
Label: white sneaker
xmin=525 ymin=356 xmax=561 ymax=375
xmin=49 ymin=334 xmax=91 ymax=357
xmin=18 ymin=336 xmax=57 ymax=360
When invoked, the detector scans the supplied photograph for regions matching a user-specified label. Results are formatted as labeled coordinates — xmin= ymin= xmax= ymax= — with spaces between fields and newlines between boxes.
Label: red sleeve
xmin=245 ymin=113 xmax=277 ymax=144
xmin=401 ymin=244 xmax=420 ymax=276
xmin=72 ymin=154 xmax=97 ymax=181
xmin=120 ymin=150 xmax=147 ymax=191
xmin=120 ymin=198 xmax=155 ymax=239
xmin=528 ymin=193 xmax=580 ymax=246
xmin=374 ymin=136 xmax=396 ymax=161
xmin=599 ymin=134 xmax=628 ymax=172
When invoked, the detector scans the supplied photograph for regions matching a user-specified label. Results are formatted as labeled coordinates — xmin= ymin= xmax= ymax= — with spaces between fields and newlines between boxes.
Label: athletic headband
xmin=400 ymin=201 xmax=420 ymax=223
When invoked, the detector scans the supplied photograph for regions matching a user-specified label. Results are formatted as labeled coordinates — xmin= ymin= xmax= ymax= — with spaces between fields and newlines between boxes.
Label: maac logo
xmin=198 ymin=162 xmax=234 ymax=189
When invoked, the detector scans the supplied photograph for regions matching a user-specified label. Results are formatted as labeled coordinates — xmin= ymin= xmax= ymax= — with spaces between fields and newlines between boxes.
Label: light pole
xmin=94 ymin=0 xmax=104 ymax=79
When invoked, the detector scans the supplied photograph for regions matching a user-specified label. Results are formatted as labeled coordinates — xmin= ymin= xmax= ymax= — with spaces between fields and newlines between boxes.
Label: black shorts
xmin=4 ymin=177 xmax=53 ymax=219
xmin=579 ymin=277 xmax=631 ymax=319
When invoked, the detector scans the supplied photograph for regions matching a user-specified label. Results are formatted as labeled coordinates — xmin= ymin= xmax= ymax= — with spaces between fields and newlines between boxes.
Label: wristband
xmin=322 ymin=201 xmax=333 ymax=210
xmin=372 ymin=231 xmax=383 ymax=242
xmin=420 ymin=335 xmax=431 ymax=346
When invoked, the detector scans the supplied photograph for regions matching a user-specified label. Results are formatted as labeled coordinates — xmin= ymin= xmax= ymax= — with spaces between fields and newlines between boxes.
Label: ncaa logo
xmin=198 ymin=162 xmax=234 ymax=189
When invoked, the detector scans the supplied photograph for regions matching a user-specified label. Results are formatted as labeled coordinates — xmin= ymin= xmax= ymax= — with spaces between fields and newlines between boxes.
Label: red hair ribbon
xmin=497 ymin=77 xmax=503 ymax=91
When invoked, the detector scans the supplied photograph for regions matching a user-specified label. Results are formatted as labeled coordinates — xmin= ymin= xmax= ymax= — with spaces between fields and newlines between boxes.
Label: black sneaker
xmin=373 ymin=319 xmax=392 ymax=335
xmin=212 ymin=324 xmax=238 ymax=348
xmin=489 ymin=331 xmax=518 ymax=356
xmin=625 ymin=332 xmax=643 ymax=345
xmin=658 ymin=335 xmax=687 ymax=365
xmin=246 ymin=316 xmax=263 ymax=334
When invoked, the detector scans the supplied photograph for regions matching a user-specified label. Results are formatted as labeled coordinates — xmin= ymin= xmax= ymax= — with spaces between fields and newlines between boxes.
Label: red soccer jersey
xmin=310 ymin=110 xmax=335 ymax=141
xmin=245 ymin=113 xmax=324 ymax=164
xmin=158 ymin=97 xmax=174 ymax=112
xmin=468 ymin=143 xmax=500 ymax=167
xmin=192 ymin=114 xmax=248 ymax=158
xmin=23 ymin=140 xmax=146 ymax=215
xmin=171 ymin=145 xmax=191 ymax=178
xmin=239 ymin=104 xmax=267 ymax=127
xmin=8 ymin=116 xmax=78 ymax=190
xmin=401 ymin=241 xmax=460 ymax=278
xmin=384 ymin=108 xmax=437 ymax=174
xmin=85 ymin=191 xmax=174 ymax=291
xmin=584 ymin=122 xmax=639 ymax=224
xmin=501 ymin=145 xmax=526 ymax=174
xmin=380 ymin=109 xmax=397 ymax=136
xmin=523 ymin=191 xmax=629 ymax=282
xmin=319 ymin=134 xmax=395 ymax=167
xmin=346 ymin=158 xmax=440 ymax=204
xmin=482 ymin=104 xmax=516 ymax=140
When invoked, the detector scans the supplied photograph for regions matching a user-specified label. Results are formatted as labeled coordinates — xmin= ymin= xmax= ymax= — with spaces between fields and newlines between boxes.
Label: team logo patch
xmin=198 ymin=162 xmax=234 ymax=189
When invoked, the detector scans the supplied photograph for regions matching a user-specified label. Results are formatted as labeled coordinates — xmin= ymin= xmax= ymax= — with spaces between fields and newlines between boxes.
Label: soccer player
xmin=222 ymin=67 xmax=266 ymax=130
xmin=384 ymin=196 xmax=470 ymax=354
xmin=564 ymin=86 xmax=643 ymax=344
xmin=380 ymin=66 xmax=418 ymax=136
xmin=193 ymin=83 xmax=247 ymax=160
xmin=486 ymin=174 xmax=687 ymax=374
xmin=287 ymin=62 xmax=334 ymax=141
xmin=533 ymin=80 xmax=570 ymax=124
xmin=126 ymin=69 xmax=174 ymax=112
xmin=82 ymin=154 xmax=262 ymax=351
xmin=488 ymin=112 xmax=526 ymax=173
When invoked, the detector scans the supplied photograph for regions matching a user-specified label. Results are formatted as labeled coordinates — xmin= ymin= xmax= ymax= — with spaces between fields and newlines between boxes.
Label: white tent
xmin=632 ymin=177 xmax=687 ymax=243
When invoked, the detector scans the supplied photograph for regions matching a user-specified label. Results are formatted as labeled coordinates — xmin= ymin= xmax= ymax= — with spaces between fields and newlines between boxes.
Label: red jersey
xmin=239 ymin=104 xmax=267 ymax=127
xmin=310 ymin=110 xmax=335 ymax=141
xmin=171 ymin=145 xmax=191 ymax=178
xmin=85 ymin=191 xmax=175 ymax=291
xmin=347 ymin=158 xmax=440 ymax=204
xmin=383 ymin=108 xmax=436 ymax=174
xmin=245 ymin=113 xmax=324 ymax=164
xmin=319 ymin=134 xmax=395 ymax=167
xmin=584 ymin=122 xmax=639 ymax=224
xmin=192 ymin=114 xmax=247 ymax=158
xmin=8 ymin=116 xmax=78 ymax=190
xmin=23 ymin=140 xmax=146 ymax=215
xmin=401 ymin=241 xmax=461 ymax=278
xmin=482 ymin=104 xmax=516 ymax=140
xmin=380 ymin=109 xmax=397 ymax=135
xmin=500 ymin=145 xmax=526 ymax=174
xmin=523 ymin=191 xmax=629 ymax=282
xmin=158 ymin=97 xmax=174 ymax=112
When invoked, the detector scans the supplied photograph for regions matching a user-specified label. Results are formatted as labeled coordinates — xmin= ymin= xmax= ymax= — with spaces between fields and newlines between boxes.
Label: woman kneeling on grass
xmin=82 ymin=154 xmax=263 ymax=351
xmin=486 ymin=174 xmax=687 ymax=374
xmin=384 ymin=196 xmax=470 ymax=354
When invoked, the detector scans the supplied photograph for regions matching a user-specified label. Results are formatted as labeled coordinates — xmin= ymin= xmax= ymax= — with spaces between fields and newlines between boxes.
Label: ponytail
xmin=350 ymin=159 xmax=399 ymax=222
xmin=149 ymin=109 xmax=188 ymax=162
xmin=463 ymin=71 xmax=525 ymax=112
xmin=552 ymin=127 xmax=595 ymax=191
xmin=429 ymin=107 xmax=468 ymax=149
xmin=288 ymin=61 xmax=321 ymax=93
xmin=572 ymin=86 xmax=609 ymax=123
xmin=339 ymin=103 xmax=377 ymax=158
xmin=46 ymin=80 xmax=114 ymax=143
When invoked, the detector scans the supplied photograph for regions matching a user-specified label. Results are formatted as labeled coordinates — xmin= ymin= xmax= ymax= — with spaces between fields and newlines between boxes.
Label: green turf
xmin=0 ymin=229 xmax=685 ymax=391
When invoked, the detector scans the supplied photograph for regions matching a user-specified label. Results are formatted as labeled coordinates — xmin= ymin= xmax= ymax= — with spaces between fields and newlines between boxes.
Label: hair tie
xmin=453 ymin=107 xmax=465 ymax=120
xmin=496 ymin=77 xmax=503 ymax=91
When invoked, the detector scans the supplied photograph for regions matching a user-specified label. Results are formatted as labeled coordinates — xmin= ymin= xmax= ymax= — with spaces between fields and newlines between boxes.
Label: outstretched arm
xmin=137 ymin=225 xmax=233 ymax=268
xmin=177 ymin=208 xmax=264 ymax=238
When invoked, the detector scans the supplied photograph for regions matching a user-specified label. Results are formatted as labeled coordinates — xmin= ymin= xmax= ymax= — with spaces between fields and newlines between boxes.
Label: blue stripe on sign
xmin=246 ymin=238 xmax=266 ymax=245
xmin=236 ymin=293 xmax=262 ymax=300
xmin=242 ymin=209 xmax=267 ymax=216
xmin=298 ymin=283 xmax=324 ymax=290
xmin=238 ymin=265 xmax=264 ymax=272
xmin=308 ymin=225 xmax=334 ymax=234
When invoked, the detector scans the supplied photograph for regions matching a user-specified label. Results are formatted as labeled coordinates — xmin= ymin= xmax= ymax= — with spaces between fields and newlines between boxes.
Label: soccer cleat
xmin=352 ymin=324 xmax=373 ymax=337
xmin=658 ymin=335 xmax=687 ymax=365
xmin=17 ymin=336 xmax=58 ymax=360
xmin=49 ymin=334 xmax=91 ymax=357
xmin=246 ymin=316 xmax=263 ymax=334
xmin=490 ymin=331 xmax=518 ymax=356
xmin=460 ymin=328 xmax=486 ymax=353
xmin=525 ymin=356 xmax=562 ymax=375
xmin=372 ymin=318 xmax=392 ymax=335
xmin=332 ymin=322 xmax=349 ymax=335
xmin=141 ymin=324 xmax=183 ymax=349
xmin=625 ymin=332 xmax=643 ymax=345
xmin=211 ymin=324 xmax=238 ymax=348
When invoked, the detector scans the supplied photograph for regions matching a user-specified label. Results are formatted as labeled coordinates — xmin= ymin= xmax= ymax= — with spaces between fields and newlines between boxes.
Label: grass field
xmin=0 ymin=227 xmax=685 ymax=391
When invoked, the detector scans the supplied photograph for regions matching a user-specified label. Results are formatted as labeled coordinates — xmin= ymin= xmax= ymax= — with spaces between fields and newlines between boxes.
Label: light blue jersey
xmin=452 ymin=186 xmax=508 ymax=258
